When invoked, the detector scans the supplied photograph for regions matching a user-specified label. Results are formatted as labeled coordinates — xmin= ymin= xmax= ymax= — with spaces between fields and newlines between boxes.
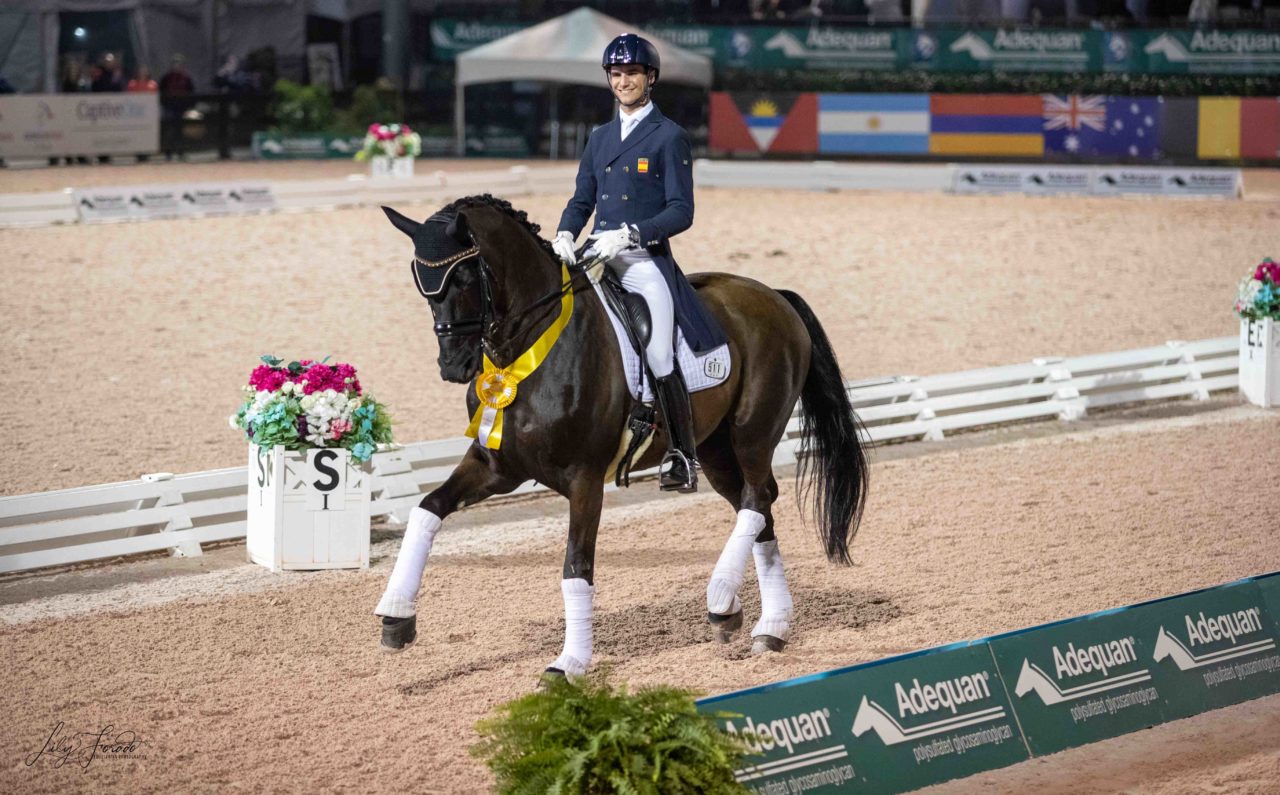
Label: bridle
xmin=415 ymin=211 xmax=587 ymax=364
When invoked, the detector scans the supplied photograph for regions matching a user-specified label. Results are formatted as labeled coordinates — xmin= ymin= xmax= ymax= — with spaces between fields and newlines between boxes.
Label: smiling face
xmin=608 ymin=65 xmax=652 ymax=109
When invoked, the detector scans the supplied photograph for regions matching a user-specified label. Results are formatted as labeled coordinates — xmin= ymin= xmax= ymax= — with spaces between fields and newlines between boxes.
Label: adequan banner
xmin=73 ymin=182 xmax=276 ymax=223
xmin=1091 ymin=167 xmax=1242 ymax=197
xmin=0 ymin=93 xmax=159 ymax=159
xmin=952 ymin=165 xmax=1094 ymax=195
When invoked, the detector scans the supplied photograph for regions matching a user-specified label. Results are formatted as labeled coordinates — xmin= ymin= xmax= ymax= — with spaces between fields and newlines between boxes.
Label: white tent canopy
xmin=453 ymin=7 xmax=712 ymax=155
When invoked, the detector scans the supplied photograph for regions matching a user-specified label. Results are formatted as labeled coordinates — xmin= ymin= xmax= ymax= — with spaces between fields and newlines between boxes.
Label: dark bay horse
xmin=375 ymin=194 xmax=869 ymax=676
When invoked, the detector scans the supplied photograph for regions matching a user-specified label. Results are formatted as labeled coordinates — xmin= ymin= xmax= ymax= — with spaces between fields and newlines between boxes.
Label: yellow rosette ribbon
xmin=466 ymin=264 xmax=574 ymax=449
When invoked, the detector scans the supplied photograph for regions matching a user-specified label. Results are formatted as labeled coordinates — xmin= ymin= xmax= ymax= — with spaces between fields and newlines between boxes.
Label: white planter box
xmin=246 ymin=445 xmax=370 ymax=571
xmin=370 ymin=155 xmax=414 ymax=180
xmin=1239 ymin=318 xmax=1279 ymax=408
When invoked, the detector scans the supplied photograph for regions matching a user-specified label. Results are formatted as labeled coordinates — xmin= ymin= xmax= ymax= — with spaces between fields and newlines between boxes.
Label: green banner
xmin=990 ymin=612 xmax=1166 ymax=756
xmin=700 ymin=573 xmax=1280 ymax=793
xmin=650 ymin=25 xmax=902 ymax=72
xmin=909 ymin=29 xmax=1098 ymax=73
xmin=251 ymin=132 xmax=363 ymax=159
xmin=429 ymin=20 xmax=528 ymax=60
xmin=1121 ymin=29 xmax=1280 ymax=74
xmin=430 ymin=19 xmax=1280 ymax=75
xmin=702 ymin=644 xmax=1029 ymax=793
xmin=1130 ymin=579 xmax=1280 ymax=720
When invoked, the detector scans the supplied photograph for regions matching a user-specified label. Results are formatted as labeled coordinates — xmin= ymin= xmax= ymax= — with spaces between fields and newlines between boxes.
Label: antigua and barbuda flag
xmin=709 ymin=92 xmax=817 ymax=154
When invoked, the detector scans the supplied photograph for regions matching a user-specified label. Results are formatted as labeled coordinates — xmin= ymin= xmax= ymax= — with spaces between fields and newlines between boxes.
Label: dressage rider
xmin=553 ymin=33 xmax=725 ymax=494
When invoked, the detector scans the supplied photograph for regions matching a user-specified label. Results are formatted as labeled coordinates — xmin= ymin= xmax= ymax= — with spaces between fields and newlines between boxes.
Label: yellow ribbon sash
xmin=465 ymin=264 xmax=574 ymax=449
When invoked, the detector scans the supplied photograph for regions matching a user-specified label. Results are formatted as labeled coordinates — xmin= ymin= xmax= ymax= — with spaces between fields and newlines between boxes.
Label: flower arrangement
xmin=1234 ymin=258 xmax=1280 ymax=322
xmin=355 ymin=123 xmax=421 ymax=161
xmin=231 ymin=356 xmax=393 ymax=462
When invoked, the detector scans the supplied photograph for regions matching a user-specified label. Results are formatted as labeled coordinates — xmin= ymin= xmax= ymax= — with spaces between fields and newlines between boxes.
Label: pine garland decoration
xmin=472 ymin=671 xmax=751 ymax=794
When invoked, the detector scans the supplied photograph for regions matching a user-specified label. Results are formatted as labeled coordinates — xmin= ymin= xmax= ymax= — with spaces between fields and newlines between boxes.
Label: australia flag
xmin=1042 ymin=95 xmax=1162 ymax=160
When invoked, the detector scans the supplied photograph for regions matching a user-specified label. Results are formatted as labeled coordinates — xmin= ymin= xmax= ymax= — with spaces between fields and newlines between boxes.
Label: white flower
xmin=228 ymin=414 xmax=240 ymax=429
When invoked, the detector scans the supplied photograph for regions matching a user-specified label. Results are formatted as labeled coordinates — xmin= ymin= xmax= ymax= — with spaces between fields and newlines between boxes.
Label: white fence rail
xmin=0 ymin=337 xmax=1239 ymax=575
xmin=0 ymin=165 xmax=579 ymax=228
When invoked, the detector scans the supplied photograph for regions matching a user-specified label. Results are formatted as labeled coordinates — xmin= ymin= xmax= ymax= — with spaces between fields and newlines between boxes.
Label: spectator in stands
xmin=61 ymin=60 xmax=90 ymax=93
xmin=160 ymin=54 xmax=196 ymax=161
xmin=127 ymin=64 xmax=157 ymax=92
xmin=214 ymin=54 xmax=255 ymax=94
xmin=91 ymin=53 xmax=126 ymax=93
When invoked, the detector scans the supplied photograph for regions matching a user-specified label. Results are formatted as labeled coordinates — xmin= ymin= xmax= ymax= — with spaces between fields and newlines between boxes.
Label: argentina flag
xmin=818 ymin=94 xmax=930 ymax=155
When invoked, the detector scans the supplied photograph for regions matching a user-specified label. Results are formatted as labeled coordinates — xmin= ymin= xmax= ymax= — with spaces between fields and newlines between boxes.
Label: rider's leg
xmin=612 ymin=252 xmax=698 ymax=492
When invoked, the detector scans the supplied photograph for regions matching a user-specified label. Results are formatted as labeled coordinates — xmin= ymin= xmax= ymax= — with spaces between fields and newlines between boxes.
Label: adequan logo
xmin=851 ymin=671 xmax=1004 ymax=746
xmin=1153 ymin=607 xmax=1276 ymax=671
xmin=723 ymin=708 xmax=851 ymax=784
xmin=1014 ymin=636 xmax=1151 ymax=706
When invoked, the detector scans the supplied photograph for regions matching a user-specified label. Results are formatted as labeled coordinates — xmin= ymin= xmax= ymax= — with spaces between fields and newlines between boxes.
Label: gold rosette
xmin=465 ymin=263 xmax=575 ymax=449
xmin=476 ymin=369 xmax=517 ymax=409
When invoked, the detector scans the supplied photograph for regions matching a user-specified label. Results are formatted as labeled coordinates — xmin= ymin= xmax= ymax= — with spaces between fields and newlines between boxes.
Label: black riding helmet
xmin=602 ymin=34 xmax=660 ymax=82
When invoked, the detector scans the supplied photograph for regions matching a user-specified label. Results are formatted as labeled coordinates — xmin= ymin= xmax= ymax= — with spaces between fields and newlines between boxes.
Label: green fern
xmin=473 ymin=671 xmax=752 ymax=794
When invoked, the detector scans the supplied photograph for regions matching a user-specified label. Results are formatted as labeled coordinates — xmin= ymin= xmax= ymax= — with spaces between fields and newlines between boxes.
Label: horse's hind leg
xmin=375 ymin=445 xmax=520 ymax=652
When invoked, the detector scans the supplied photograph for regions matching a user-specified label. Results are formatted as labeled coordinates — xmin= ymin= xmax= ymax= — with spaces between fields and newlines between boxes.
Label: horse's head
xmin=384 ymin=197 xmax=558 ymax=385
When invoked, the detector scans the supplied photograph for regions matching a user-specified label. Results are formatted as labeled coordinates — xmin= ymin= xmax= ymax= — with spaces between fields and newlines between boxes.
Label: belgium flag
xmin=1162 ymin=97 xmax=1280 ymax=160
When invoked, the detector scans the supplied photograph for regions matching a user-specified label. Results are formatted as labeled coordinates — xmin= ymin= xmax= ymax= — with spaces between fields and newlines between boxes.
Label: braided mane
xmin=441 ymin=194 xmax=557 ymax=261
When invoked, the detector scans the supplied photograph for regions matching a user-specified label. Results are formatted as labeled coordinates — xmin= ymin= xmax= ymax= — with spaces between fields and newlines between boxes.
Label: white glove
xmin=587 ymin=226 xmax=635 ymax=261
xmin=553 ymin=231 xmax=577 ymax=265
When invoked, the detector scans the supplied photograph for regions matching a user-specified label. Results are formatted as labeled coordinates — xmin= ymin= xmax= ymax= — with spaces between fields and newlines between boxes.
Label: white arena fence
xmin=0 ymin=337 xmax=1238 ymax=576
xmin=0 ymin=160 xmax=1245 ymax=229
xmin=0 ymin=165 xmax=580 ymax=228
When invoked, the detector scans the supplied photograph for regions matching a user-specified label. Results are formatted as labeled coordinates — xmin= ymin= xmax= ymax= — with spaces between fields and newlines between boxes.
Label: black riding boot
xmin=654 ymin=371 xmax=698 ymax=493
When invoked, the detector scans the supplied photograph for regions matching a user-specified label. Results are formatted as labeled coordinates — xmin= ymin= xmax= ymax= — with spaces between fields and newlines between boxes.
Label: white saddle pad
xmin=592 ymin=282 xmax=731 ymax=403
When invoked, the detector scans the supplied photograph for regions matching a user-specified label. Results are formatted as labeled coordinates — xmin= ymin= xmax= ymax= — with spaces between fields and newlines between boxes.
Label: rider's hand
xmin=553 ymin=231 xmax=577 ymax=265
xmin=587 ymin=227 xmax=635 ymax=261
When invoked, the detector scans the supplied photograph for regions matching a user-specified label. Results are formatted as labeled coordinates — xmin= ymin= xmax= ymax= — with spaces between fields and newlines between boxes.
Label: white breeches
xmin=608 ymin=249 xmax=675 ymax=378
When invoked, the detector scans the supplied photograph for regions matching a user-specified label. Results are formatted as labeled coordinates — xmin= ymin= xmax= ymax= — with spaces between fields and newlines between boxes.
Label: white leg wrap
xmin=374 ymin=507 xmax=442 ymax=618
xmin=751 ymin=539 xmax=794 ymax=641
xmin=706 ymin=509 xmax=766 ymax=615
xmin=550 ymin=578 xmax=595 ymax=678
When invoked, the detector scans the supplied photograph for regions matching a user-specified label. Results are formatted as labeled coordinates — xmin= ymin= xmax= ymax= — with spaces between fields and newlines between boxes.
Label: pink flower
xmin=248 ymin=365 xmax=287 ymax=392
xmin=367 ymin=122 xmax=380 ymax=135
xmin=330 ymin=419 xmax=351 ymax=440
xmin=1256 ymin=258 xmax=1279 ymax=284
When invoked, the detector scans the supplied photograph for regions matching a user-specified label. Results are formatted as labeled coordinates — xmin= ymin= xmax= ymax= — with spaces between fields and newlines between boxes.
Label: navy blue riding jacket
xmin=558 ymin=105 xmax=727 ymax=353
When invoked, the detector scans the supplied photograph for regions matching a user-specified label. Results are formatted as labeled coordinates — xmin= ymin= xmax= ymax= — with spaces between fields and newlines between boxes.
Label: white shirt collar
xmin=619 ymin=102 xmax=655 ymax=140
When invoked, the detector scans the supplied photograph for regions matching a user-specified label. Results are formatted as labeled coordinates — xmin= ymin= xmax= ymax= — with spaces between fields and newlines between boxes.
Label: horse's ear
xmin=382 ymin=206 xmax=419 ymax=239
xmin=446 ymin=212 xmax=470 ymax=244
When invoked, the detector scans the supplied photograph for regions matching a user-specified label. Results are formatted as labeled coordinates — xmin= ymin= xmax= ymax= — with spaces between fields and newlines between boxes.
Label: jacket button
xmin=622 ymin=194 xmax=629 ymax=200
xmin=623 ymin=166 xmax=629 ymax=173
xmin=601 ymin=194 xmax=609 ymax=200
xmin=605 ymin=166 xmax=611 ymax=173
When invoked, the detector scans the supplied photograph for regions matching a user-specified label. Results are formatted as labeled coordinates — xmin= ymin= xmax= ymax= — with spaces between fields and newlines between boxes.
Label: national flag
xmin=1043 ymin=96 xmax=1161 ymax=160
xmin=817 ymin=94 xmax=929 ymax=155
xmin=1158 ymin=98 xmax=1199 ymax=158
xmin=708 ymin=92 xmax=817 ymax=154
xmin=928 ymin=95 xmax=1044 ymax=156
xmin=1042 ymin=95 xmax=1106 ymax=133
xmin=1241 ymin=97 xmax=1280 ymax=160
xmin=1198 ymin=97 xmax=1241 ymax=160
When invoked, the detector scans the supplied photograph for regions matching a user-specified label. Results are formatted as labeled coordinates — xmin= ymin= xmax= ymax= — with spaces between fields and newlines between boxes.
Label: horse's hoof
xmin=380 ymin=615 xmax=417 ymax=653
xmin=751 ymin=635 xmax=787 ymax=655
xmin=708 ymin=610 xmax=743 ymax=643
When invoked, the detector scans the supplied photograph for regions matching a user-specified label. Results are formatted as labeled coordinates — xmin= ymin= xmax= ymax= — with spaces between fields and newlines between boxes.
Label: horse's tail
xmin=777 ymin=289 xmax=870 ymax=565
